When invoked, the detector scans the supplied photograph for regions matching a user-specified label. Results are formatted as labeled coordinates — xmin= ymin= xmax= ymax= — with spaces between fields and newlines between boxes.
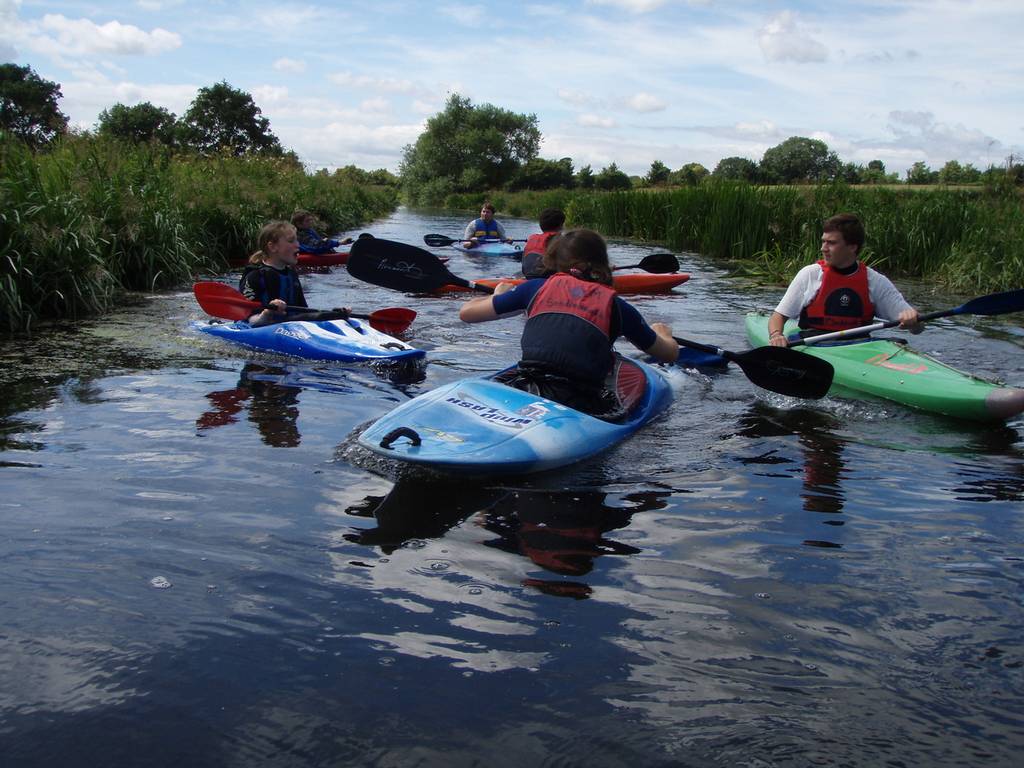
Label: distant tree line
xmin=3 ymin=64 xmax=1018 ymax=207
xmin=0 ymin=63 xmax=398 ymax=185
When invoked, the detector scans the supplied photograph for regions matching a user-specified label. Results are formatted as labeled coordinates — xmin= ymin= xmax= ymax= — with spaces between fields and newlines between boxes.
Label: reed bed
xmin=0 ymin=135 xmax=398 ymax=332
xmin=483 ymin=182 xmax=1024 ymax=292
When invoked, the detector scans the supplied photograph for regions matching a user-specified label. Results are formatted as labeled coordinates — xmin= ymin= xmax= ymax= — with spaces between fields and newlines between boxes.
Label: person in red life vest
xmin=461 ymin=201 xmax=513 ymax=248
xmin=767 ymin=213 xmax=921 ymax=347
xmin=459 ymin=229 xmax=678 ymax=415
xmin=520 ymin=208 xmax=565 ymax=278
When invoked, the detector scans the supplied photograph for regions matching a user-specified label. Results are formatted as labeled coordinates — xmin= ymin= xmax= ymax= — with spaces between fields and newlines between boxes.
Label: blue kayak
xmin=192 ymin=317 xmax=424 ymax=363
xmin=450 ymin=240 xmax=523 ymax=258
xmin=358 ymin=356 xmax=673 ymax=475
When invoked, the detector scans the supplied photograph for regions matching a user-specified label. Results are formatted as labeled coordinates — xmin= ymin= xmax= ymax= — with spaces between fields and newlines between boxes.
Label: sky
xmin=2 ymin=0 xmax=1022 ymax=179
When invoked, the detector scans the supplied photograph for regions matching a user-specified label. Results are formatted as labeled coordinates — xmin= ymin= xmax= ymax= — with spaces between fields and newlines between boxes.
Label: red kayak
xmin=435 ymin=273 xmax=689 ymax=295
xmin=297 ymin=250 xmax=350 ymax=267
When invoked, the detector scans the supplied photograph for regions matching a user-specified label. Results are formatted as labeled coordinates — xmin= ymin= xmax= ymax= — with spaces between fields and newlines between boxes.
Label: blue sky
xmin=3 ymin=0 xmax=1021 ymax=178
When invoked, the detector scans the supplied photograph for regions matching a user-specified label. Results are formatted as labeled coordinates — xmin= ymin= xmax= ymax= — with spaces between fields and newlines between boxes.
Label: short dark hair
xmin=538 ymin=208 xmax=566 ymax=232
xmin=823 ymin=213 xmax=865 ymax=253
xmin=481 ymin=201 xmax=496 ymax=213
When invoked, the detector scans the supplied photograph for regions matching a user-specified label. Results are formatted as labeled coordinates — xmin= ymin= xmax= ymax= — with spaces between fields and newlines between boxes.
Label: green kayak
xmin=745 ymin=313 xmax=1024 ymax=422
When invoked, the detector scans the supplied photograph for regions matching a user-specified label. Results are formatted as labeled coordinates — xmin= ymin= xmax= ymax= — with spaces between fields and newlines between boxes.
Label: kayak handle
xmin=379 ymin=427 xmax=421 ymax=449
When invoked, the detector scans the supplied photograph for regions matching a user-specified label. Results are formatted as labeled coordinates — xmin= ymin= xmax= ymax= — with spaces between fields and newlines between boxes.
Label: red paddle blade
xmin=367 ymin=307 xmax=417 ymax=334
xmin=193 ymin=282 xmax=259 ymax=321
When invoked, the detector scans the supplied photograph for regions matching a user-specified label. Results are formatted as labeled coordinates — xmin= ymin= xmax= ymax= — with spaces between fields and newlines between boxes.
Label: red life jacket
xmin=523 ymin=231 xmax=557 ymax=258
xmin=521 ymin=273 xmax=615 ymax=382
xmin=799 ymin=260 xmax=875 ymax=331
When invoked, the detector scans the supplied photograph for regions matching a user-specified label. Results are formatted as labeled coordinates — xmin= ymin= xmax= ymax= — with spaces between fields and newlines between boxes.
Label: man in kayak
xmin=520 ymin=208 xmax=565 ymax=278
xmin=459 ymin=228 xmax=678 ymax=415
xmin=240 ymin=220 xmax=348 ymax=327
xmin=767 ymin=213 xmax=922 ymax=347
xmin=462 ymin=202 xmax=514 ymax=248
xmin=291 ymin=210 xmax=353 ymax=254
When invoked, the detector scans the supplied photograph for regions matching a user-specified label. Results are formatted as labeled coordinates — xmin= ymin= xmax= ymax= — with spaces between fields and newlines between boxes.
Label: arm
xmin=618 ymin=300 xmax=677 ymax=363
xmin=459 ymin=281 xmax=519 ymax=323
xmin=645 ymin=322 xmax=679 ymax=363
xmin=768 ymin=311 xmax=790 ymax=347
xmin=869 ymin=269 xmax=922 ymax=333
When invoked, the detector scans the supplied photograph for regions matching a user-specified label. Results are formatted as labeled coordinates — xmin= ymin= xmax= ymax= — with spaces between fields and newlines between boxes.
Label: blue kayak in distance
xmin=449 ymin=240 xmax=523 ymax=258
xmin=358 ymin=356 xmax=673 ymax=475
xmin=192 ymin=317 xmax=424 ymax=363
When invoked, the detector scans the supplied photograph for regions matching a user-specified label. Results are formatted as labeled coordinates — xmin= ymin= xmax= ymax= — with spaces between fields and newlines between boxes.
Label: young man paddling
xmin=462 ymin=202 xmax=513 ymax=248
xmin=767 ymin=213 xmax=922 ymax=347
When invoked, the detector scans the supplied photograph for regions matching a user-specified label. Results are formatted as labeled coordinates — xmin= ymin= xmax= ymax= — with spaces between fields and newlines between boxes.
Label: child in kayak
xmin=767 ymin=213 xmax=921 ymax=346
xmin=459 ymin=228 xmax=678 ymax=416
xmin=240 ymin=220 xmax=348 ymax=327
xmin=291 ymin=210 xmax=353 ymax=254
xmin=520 ymin=208 xmax=565 ymax=278
xmin=461 ymin=202 xmax=513 ymax=248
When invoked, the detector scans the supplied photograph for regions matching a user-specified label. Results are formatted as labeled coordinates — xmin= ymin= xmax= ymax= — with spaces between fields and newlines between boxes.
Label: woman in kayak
xmin=459 ymin=228 xmax=678 ymax=416
xmin=520 ymin=208 xmax=565 ymax=278
xmin=240 ymin=220 xmax=348 ymax=327
xmin=291 ymin=210 xmax=353 ymax=254
xmin=767 ymin=213 xmax=921 ymax=346
xmin=461 ymin=202 xmax=513 ymax=248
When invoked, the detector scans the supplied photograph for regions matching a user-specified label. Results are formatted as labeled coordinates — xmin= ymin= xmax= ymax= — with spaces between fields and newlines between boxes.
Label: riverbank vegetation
xmin=0 ymin=134 xmax=397 ymax=332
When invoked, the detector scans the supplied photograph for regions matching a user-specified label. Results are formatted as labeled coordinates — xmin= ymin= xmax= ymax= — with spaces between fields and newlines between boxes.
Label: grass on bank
xmin=0 ymin=134 xmax=398 ymax=332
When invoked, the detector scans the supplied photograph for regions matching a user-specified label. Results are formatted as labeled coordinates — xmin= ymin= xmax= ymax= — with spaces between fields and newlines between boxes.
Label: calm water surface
xmin=2 ymin=208 xmax=1023 ymax=767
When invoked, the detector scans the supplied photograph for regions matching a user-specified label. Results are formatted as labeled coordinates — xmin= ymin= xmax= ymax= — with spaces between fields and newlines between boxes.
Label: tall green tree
xmin=0 ymin=63 xmax=68 ymax=147
xmin=644 ymin=160 xmax=671 ymax=186
xmin=179 ymin=81 xmax=282 ymax=156
xmin=508 ymin=157 xmax=574 ymax=191
xmin=669 ymin=162 xmax=709 ymax=186
xmin=906 ymin=161 xmax=937 ymax=184
xmin=575 ymin=164 xmax=595 ymax=189
xmin=594 ymin=163 xmax=632 ymax=190
xmin=399 ymin=94 xmax=540 ymax=205
xmin=97 ymin=102 xmax=178 ymax=146
xmin=712 ymin=156 xmax=759 ymax=182
xmin=760 ymin=136 xmax=840 ymax=183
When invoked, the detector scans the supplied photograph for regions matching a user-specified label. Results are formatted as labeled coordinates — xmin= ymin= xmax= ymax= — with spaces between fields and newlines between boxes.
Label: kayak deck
xmin=193 ymin=317 xmax=424 ymax=363
xmin=745 ymin=312 xmax=1024 ymax=421
xmin=450 ymin=241 xmax=523 ymax=258
xmin=358 ymin=357 xmax=674 ymax=475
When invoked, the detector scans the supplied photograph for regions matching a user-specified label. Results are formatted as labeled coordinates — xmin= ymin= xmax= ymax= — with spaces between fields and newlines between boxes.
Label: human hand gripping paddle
xmin=348 ymin=238 xmax=833 ymax=399
xmin=781 ymin=288 xmax=1024 ymax=347
xmin=192 ymin=282 xmax=416 ymax=334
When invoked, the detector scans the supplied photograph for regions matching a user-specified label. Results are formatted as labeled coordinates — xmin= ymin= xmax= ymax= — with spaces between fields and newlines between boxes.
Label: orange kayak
xmin=437 ymin=273 xmax=689 ymax=295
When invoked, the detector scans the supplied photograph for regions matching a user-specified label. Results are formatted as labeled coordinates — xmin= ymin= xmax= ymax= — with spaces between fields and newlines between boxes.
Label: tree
xmin=760 ymin=136 xmax=840 ymax=184
xmin=644 ymin=160 xmax=670 ymax=186
xmin=97 ymin=102 xmax=178 ymax=146
xmin=669 ymin=162 xmax=709 ymax=186
xmin=508 ymin=157 xmax=574 ymax=191
xmin=712 ymin=156 xmax=759 ymax=182
xmin=594 ymin=163 xmax=632 ymax=190
xmin=575 ymin=164 xmax=595 ymax=189
xmin=179 ymin=81 xmax=282 ymax=156
xmin=399 ymin=93 xmax=541 ymax=204
xmin=905 ymin=161 xmax=937 ymax=185
xmin=0 ymin=63 xmax=68 ymax=146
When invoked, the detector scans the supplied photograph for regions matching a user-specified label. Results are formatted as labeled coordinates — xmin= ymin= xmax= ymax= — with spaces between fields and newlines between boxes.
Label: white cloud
xmin=579 ymin=114 xmax=616 ymax=128
xmin=626 ymin=92 xmax=667 ymax=113
xmin=758 ymin=11 xmax=827 ymax=64
xmin=273 ymin=58 xmax=306 ymax=74
xmin=585 ymin=0 xmax=671 ymax=12
xmin=36 ymin=14 xmax=181 ymax=56
xmin=329 ymin=71 xmax=417 ymax=94
xmin=557 ymin=88 xmax=593 ymax=107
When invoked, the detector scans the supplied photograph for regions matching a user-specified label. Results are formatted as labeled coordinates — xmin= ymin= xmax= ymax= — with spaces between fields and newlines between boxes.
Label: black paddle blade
xmin=638 ymin=253 xmax=680 ymax=273
xmin=348 ymin=237 xmax=471 ymax=293
xmin=955 ymin=288 xmax=1024 ymax=317
xmin=730 ymin=346 xmax=835 ymax=399
xmin=423 ymin=234 xmax=457 ymax=247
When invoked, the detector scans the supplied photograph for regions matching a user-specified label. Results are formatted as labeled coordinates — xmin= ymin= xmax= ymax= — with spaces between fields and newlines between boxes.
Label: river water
xmin=2 ymin=207 xmax=1023 ymax=767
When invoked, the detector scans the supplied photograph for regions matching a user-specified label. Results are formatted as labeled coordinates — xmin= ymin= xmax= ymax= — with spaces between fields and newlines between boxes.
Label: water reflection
xmin=347 ymin=480 xmax=672 ymax=599
xmin=197 ymin=363 xmax=305 ymax=447
xmin=735 ymin=403 xmax=848 ymax=538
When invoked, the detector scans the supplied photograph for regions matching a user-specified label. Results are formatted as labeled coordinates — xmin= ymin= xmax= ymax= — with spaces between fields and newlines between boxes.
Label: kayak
xmin=450 ymin=241 xmax=523 ymax=258
xmin=297 ymin=251 xmax=349 ymax=267
xmin=745 ymin=313 xmax=1024 ymax=421
xmin=436 ymin=273 xmax=690 ymax=295
xmin=192 ymin=317 xmax=424 ymax=363
xmin=358 ymin=356 xmax=673 ymax=475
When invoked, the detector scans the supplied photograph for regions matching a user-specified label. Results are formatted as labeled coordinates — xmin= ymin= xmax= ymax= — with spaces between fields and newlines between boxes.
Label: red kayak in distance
xmin=227 ymin=251 xmax=448 ymax=269
xmin=435 ymin=272 xmax=690 ymax=295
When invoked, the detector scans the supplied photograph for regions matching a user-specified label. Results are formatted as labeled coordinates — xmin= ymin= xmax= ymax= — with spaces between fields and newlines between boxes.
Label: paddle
xmin=613 ymin=253 xmax=680 ymax=273
xmin=349 ymin=237 xmax=496 ymax=294
xmin=423 ymin=234 xmax=525 ymax=247
xmin=193 ymin=282 xmax=416 ymax=334
xmin=785 ymin=288 xmax=1024 ymax=347
xmin=673 ymin=336 xmax=835 ymax=399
